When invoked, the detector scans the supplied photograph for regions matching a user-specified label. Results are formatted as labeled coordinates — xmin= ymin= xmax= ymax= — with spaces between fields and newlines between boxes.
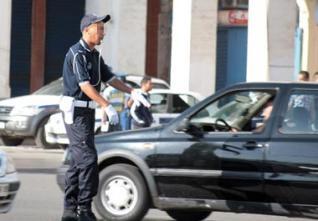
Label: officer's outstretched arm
xmin=109 ymin=78 xmax=150 ymax=107
xmin=108 ymin=78 xmax=132 ymax=94
xmin=80 ymin=82 xmax=109 ymax=108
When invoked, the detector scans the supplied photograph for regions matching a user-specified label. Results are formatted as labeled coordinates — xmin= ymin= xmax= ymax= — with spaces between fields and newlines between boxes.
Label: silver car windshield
xmin=32 ymin=78 xmax=63 ymax=95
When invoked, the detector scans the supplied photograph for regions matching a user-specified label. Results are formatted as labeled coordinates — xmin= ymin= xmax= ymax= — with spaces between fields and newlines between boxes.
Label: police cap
xmin=80 ymin=14 xmax=111 ymax=32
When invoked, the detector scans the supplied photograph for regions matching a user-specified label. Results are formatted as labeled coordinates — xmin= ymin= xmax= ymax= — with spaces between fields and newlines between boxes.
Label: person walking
xmin=130 ymin=76 xmax=153 ymax=129
xmin=60 ymin=13 xmax=150 ymax=221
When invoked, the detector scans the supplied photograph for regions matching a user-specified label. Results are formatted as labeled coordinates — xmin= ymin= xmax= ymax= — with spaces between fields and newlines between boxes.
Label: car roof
xmin=117 ymin=73 xmax=170 ymax=88
xmin=149 ymin=89 xmax=205 ymax=100
xmin=224 ymin=81 xmax=318 ymax=90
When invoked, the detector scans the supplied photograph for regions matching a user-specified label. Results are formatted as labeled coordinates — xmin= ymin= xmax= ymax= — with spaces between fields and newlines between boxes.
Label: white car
xmin=0 ymin=79 xmax=63 ymax=148
xmin=45 ymin=89 xmax=204 ymax=146
xmin=0 ymin=74 xmax=169 ymax=148
xmin=148 ymin=89 xmax=204 ymax=126
xmin=0 ymin=150 xmax=20 ymax=213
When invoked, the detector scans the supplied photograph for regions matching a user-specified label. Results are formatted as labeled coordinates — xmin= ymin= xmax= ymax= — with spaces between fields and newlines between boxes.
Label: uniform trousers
xmin=64 ymin=107 xmax=98 ymax=211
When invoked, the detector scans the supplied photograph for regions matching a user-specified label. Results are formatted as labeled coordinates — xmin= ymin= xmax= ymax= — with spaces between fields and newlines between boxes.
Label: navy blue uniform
xmin=62 ymin=39 xmax=114 ymax=212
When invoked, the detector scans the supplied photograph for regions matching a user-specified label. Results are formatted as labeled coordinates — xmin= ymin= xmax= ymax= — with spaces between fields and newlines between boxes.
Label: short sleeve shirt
xmin=62 ymin=39 xmax=115 ymax=101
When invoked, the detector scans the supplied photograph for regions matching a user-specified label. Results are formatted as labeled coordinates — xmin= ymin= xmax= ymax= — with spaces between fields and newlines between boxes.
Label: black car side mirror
xmin=176 ymin=118 xmax=203 ymax=138
xmin=176 ymin=118 xmax=190 ymax=132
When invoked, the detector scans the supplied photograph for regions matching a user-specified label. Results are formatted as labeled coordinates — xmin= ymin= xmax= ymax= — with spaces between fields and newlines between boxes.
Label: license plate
xmin=0 ymin=122 xmax=5 ymax=129
xmin=0 ymin=184 xmax=9 ymax=197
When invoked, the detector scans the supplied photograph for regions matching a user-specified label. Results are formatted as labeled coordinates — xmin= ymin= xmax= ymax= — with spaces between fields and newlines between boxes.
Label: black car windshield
xmin=33 ymin=78 xmax=63 ymax=95
xmin=190 ymin=90 xmax=274 ymax=131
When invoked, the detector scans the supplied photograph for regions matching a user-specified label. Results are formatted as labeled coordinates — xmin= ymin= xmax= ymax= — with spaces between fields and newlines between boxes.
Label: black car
xmin=57 ymin=82 xmax=318 ymax=221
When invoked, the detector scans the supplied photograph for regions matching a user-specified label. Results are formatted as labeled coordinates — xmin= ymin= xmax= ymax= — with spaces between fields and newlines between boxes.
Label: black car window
xmin=280 ymin=90 xmax=318 ymax=134
xmin=190 ymin=90 xmax=275 ymax=133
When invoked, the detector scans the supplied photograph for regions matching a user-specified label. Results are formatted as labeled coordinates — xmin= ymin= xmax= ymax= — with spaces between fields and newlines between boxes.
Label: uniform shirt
xmin=62 ymin=39 xmax=115 ymax=101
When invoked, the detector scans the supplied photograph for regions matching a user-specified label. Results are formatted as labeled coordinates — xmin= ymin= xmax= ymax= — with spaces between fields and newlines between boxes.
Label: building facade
xmin=1 ymin=0 xmax=85 ymax=97
xmin=1 ymin=0 xmax=318 ymax=98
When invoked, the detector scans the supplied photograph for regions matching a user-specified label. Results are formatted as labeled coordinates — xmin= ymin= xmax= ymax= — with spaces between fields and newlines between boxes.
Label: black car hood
xmin=95 ymin=126 xmax=163 ymax=144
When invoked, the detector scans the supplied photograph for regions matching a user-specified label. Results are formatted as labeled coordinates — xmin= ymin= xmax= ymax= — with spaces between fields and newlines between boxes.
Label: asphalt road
xmin=0 ymin=145 xmax=315 ymax=221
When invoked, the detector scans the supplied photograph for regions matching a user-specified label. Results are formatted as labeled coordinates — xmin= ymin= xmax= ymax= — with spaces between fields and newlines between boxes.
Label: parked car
xmin=57 ymin=82 xmax=318 ymax=221
xmin=45 ymin=89 xmax=204 ymax=146
xmin=0 ymin=150 xmax=20 ymax=213
xmin=149 ymin=89 xmax=204 ymax=126
xmin=0 ymin=79 xmax=62 ymax=148
xmin=123 ymin=74 xmax=169 ymax=89
xmin=44 ymin=109 xmax=104 ymax=146
xmin=0 ymin=74 xmax=169 ymax=148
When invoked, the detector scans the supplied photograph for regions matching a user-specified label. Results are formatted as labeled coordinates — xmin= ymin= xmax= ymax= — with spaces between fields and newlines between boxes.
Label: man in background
xmin=130 ymin=76 xmax=153 ymax=129
xmin=298 ymin=70 xmax=310 ymax=82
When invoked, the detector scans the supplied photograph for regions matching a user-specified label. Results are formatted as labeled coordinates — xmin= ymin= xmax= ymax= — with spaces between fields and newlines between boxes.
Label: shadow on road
xmin=143 ymin=219 xmax=172 ymax=221
xmin=98 ymin=219 xmax=216 ymax=221
xmin=17 ymin=168 xmax=58 ymax=174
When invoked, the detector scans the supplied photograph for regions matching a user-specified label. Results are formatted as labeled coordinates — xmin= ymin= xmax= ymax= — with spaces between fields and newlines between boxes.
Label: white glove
xmin=136 ymin=119 xmax=145 ymax=125
xmin=104 ymin=105 xmax=119 ymax=125
xmin=131 ymin=90 xmax=151 ymax=107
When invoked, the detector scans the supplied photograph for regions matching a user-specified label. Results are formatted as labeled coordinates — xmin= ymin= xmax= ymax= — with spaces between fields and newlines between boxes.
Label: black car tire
xmin=35 ymin=118 xmax=56 ymax=149
xmin=1 ymin=136 xmax=23 ymax=146
xmin=166 ymin=210 xmax=211 ymax=221
xmin=94 ymin=164 xmax=150 ymax=221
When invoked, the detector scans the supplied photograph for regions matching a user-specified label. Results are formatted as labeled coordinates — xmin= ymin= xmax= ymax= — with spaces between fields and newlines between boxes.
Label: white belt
xmin=74 ymin=100 xmax=96 ymax=109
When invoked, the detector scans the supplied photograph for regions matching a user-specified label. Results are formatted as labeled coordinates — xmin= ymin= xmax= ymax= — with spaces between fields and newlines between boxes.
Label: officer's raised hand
xmin=103 ymin=105 xmax=119 ymax=125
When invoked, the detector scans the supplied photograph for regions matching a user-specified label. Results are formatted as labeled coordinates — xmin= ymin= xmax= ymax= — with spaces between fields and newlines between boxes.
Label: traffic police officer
xmin=60 ymin=14 xmax=150 ymax=221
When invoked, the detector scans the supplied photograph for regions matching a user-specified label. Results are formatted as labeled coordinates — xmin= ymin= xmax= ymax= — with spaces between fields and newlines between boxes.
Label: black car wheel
xmin=166 ymin=210 xmax=211 ymax=221
xmin=94 ymin=164 xmax=149 ymax=221
xmin=1 ymin=136 xmax=23 ymax=146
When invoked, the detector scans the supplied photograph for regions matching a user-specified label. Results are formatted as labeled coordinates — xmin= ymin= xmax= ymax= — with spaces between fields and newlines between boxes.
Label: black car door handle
xmin=243 ymin=142 xmax=264 ymax=150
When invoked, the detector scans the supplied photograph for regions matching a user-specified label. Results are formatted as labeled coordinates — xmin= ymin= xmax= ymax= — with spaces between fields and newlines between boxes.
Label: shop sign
xmin=218 ymin=10 xmax=248 ymax=26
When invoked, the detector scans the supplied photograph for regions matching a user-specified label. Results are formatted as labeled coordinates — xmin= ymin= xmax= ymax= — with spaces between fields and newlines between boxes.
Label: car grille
xmin=0 ymin=106 xmax=12 ymax=115
xmin=0 ymin=182 xmax=19 ymax=213
xmin=0 ymin=192 xmax=16 ymax=212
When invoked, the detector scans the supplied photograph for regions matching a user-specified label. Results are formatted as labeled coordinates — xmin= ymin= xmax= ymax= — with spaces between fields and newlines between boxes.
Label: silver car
xmin=0 ymin=150 xmax=20 ymax=213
